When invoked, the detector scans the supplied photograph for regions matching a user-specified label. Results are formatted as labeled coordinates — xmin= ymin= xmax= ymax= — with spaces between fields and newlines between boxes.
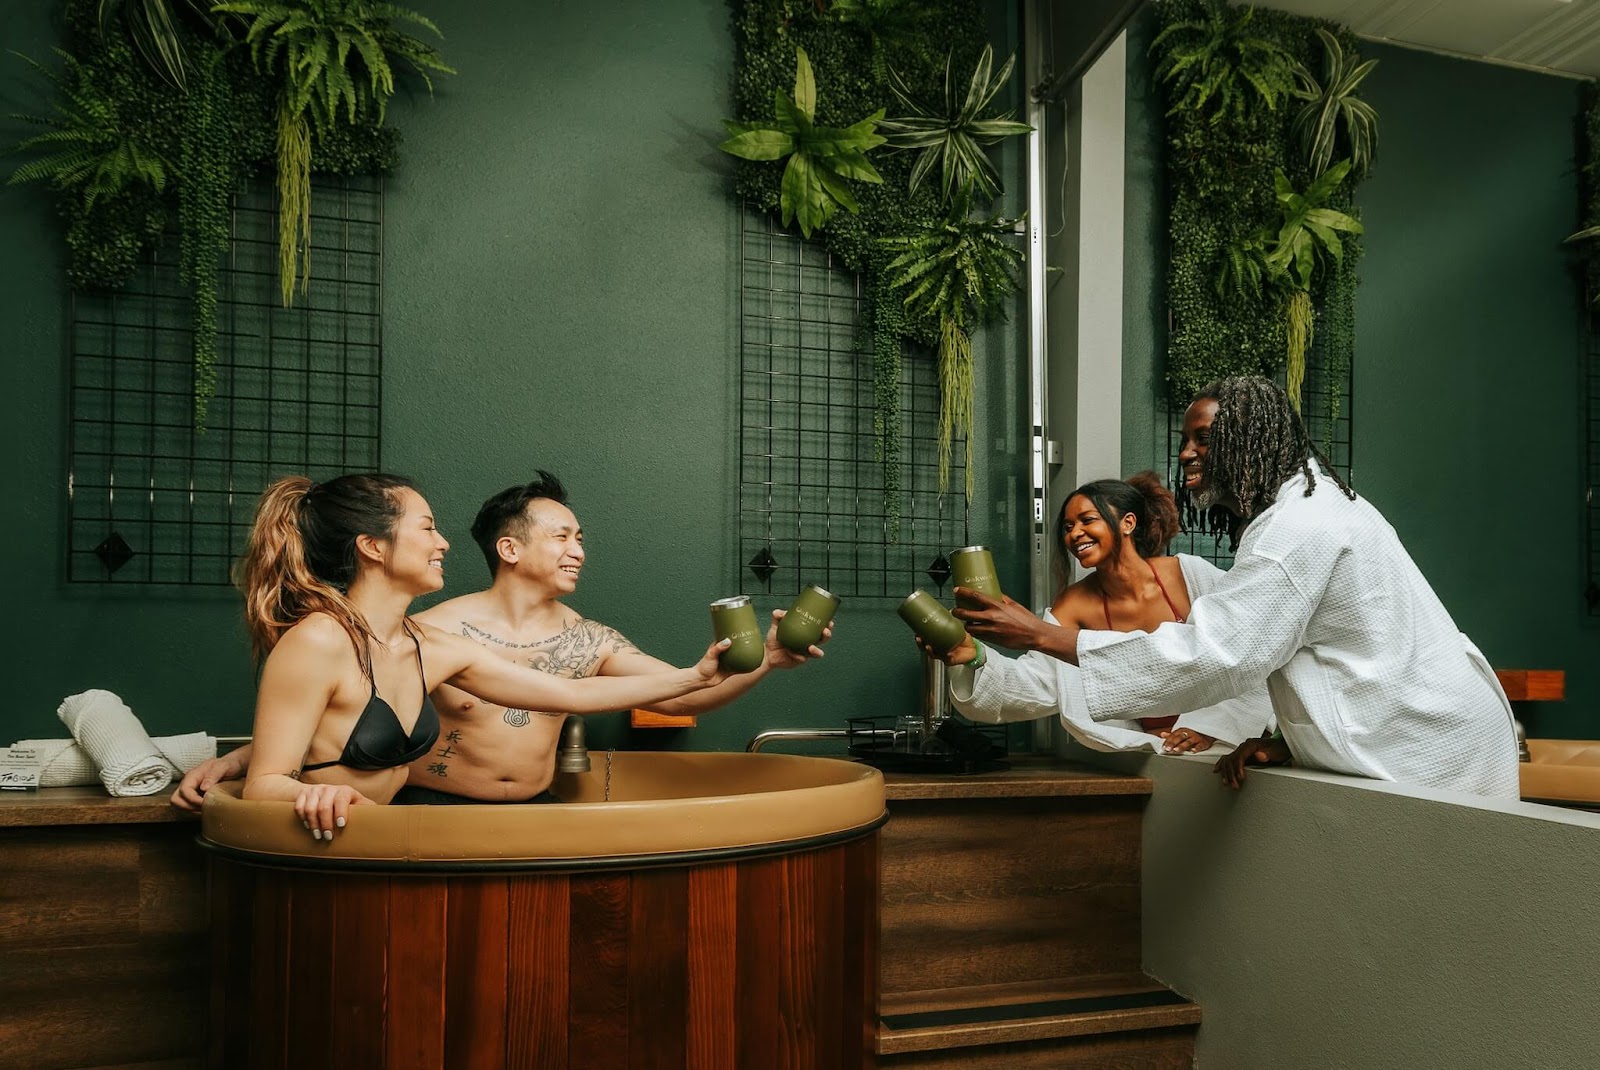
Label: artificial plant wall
xmin=8 ymin=0 xmax=447 ymax=429
xmin=721 ymin=0 xmax=1028 ymax=523
xmin=1154 ymin=0 xmax=1376 ymax=428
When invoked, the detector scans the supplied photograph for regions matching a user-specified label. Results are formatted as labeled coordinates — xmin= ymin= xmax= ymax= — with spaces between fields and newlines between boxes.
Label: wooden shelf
xmin=1496 ymin=670 xmax=1565 ymax=702
xmin=878 ymin=974 xmax=1200 ymax=1055
xmin=0 ymin=784 xmax=194 ymax=828
xmin=629 ymin=707 xmax=696 ymax=728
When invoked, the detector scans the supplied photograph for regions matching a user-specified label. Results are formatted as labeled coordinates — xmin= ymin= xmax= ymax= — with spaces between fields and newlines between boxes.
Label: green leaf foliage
xmin=881 ymin=183 xmax=1023 ymax=494
xmin=6 ymin=0 xmax=415 ymax=428
xmin=7 ymin=49 xmax=169 ymax=211
xmin=720 ymin=45 xmax=886 ymax=238
xmin=97 ymin=0 xmax=218 ymax=89
xmin=879 ymin=43 xmax=1032 ymax=201
xmin=1153 ymin=0 xmax=1374 ymax=431
xmin=727 ymin=0 xmax=996 ymax=528
xmin=1151 ymin=1 xmax=1302 ymax=125
xmin=1292 ymin=27 xmax=1378 ymax=178
xmin=212 ymin=0 xmax=453 ymax=303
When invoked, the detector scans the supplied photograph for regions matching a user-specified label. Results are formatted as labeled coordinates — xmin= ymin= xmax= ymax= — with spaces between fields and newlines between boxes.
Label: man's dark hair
xmin=471 ymin=471 xmax=569 ymax=577
xmin=1177 ymin=376 xmax=1355 ymax=549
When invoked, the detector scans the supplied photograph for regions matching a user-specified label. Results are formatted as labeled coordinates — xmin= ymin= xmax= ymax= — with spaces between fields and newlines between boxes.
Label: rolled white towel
xmin=5 ymin=734 xmax=219 ymax=788
xmin=56 ymin=690 xmax=176 ymax=797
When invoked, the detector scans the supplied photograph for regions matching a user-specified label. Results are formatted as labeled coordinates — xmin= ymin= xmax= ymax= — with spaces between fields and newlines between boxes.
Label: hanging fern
xmin=213 ymin=0 xmax=454 ymax=304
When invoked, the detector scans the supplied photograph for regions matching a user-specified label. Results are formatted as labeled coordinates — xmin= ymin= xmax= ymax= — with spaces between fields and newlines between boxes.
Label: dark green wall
xmin=1 ymin=0 xmax=1027 ymax=751
xmin=1353 ymin=44 xmax=1592 ymax=735
xmin=1122 ymin=27 xmax=1595 ymax=734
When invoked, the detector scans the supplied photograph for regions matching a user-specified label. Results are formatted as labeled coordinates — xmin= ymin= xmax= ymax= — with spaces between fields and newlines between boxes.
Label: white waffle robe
xmin=1075 ymin=464 xmax=1520 ymax=798
xmin=950 ymin=555 xmax=1274 ymax=752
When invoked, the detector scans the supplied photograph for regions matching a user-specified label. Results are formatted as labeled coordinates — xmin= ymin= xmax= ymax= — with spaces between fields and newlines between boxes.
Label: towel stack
xmin=2 ymin=690 xmax=219 ymax=797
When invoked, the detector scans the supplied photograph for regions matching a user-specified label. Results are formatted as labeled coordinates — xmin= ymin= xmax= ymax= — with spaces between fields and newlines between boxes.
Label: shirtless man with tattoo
xmin=171 ymin=471 xmax=829 ymax=809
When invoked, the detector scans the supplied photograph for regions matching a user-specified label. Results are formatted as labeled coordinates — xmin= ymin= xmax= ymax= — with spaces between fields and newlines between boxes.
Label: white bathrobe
xmin=950 ymin=554 xmax=1275 ymax=752
xmin=1076 ymin=464 xmax=1520 ymax=798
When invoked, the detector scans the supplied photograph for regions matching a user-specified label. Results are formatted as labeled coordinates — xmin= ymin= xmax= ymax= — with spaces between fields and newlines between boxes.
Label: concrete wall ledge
xmin=1075 ymin=745 xmax=1600 ymax=1070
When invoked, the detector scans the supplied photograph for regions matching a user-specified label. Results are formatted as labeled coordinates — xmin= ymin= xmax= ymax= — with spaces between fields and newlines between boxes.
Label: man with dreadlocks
xmin=957 ymin=376 xmax=1519 ymax=799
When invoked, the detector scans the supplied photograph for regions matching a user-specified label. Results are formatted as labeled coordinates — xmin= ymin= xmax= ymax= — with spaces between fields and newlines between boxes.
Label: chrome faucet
xmin=556 ymin=715 xmax=591 ymax=773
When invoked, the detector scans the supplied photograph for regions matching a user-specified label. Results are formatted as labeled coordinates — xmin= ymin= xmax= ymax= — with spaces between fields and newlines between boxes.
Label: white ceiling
xmin=1248 ymin=0 xmax=1600 ymax=78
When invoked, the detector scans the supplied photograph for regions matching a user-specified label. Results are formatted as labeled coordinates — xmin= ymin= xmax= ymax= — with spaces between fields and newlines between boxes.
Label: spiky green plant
xmin=1150 ymin=1 xmax=1301 ymax=125
xmin=7 ymin=49 xmax=168 ymax=211
xmin=212 ymin=0 xmax=453 ymax=304
xmin=879 ymin=43 xmax=1031 ymax=202
xmin=97 ymin=0 xmax=219 ymax=89
xmin=720 ymin=46 xmax=886 ymax=238
xmin=1292 ymin=26 xmax=1378 ymax=177
xmin=1216 ymin=160 xmax=1361 ymax=410
xmin=881 ymin=184 xmax=1023 ymax=495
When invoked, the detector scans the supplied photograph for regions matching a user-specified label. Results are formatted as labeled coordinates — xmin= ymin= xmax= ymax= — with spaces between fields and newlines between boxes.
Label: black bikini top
xmin=301 ymin=630 xmax=440 ymax=774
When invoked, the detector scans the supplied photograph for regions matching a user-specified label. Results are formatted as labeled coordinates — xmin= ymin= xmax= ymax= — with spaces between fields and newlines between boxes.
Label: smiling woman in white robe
xmin=938 ymin=473 xmax=1273 ymax=753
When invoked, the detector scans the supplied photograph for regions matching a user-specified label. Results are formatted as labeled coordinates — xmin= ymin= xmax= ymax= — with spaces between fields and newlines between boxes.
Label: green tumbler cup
xmin=897 ymin=589 xmax=968 ymax=655
xmin=709 ymin=596 xmax=766 ymax=674
xmin=950 ymin=545 xmax=1001 ymax=608
xmin=776 ymin=584 xmax=840 ymax=654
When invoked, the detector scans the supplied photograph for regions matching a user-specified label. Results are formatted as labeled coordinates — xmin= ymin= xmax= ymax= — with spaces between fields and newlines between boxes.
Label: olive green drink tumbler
xmin=709 ymin=596 xmax=766 ymax=674
xmin=776 ymin=584 xmax=839 ymax=654
xmin=950 ymin=545 xmax=1001 ymax=608
xmin=898 ymin=589 xmax=968 ymax=655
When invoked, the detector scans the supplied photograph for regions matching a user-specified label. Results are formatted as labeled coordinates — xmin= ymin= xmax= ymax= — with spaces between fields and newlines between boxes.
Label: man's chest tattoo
xmin=461 ymin=618 xmax=641 ymax=727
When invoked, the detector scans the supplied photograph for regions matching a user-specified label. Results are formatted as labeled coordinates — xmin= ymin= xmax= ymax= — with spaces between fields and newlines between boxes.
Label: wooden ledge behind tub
xmin=0 ymin=786 xmax=205 ymax=1070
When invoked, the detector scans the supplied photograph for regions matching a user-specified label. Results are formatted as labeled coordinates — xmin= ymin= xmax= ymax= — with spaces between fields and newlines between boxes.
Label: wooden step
xmin=878 ymin=974 xmax=1200 ymax=1056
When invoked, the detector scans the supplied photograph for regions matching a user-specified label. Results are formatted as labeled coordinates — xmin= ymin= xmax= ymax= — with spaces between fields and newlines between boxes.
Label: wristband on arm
xmin=969 ymin=638 xmax=987 ymax=669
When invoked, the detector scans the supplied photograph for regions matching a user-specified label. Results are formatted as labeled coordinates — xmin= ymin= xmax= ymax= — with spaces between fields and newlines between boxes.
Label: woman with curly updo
xmin=929 ymin=472 xmax=1272 ymax=754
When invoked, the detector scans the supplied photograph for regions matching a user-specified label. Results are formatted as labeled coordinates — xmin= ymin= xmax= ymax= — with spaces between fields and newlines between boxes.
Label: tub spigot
xmin=556 ymin=715 xmax=591 ymax=773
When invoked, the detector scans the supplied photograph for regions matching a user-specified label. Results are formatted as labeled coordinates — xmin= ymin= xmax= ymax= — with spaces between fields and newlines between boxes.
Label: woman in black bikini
xmin=238 ymin=473 xmax=730 ymax=840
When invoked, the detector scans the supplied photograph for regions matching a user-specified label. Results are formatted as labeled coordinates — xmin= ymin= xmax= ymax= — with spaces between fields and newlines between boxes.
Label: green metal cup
xmin=709 ymin=596 xmax=766 ymax=674
xmin=898 ymin=589 xmax=968 ymax=655
xmin=950 ymin=545 xmax=1002 ymax=608
xmin=776 ymin=584 xmax=839 ymax=654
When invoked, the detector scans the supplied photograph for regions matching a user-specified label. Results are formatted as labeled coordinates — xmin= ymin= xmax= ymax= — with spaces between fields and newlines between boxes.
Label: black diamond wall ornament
xmin=926 ymin=553 xmax=951 ymax=589
xmin=94 ymin=532 xmax=135 ymax=574
xmin=748 ymin=546 xmax=779 ymax=584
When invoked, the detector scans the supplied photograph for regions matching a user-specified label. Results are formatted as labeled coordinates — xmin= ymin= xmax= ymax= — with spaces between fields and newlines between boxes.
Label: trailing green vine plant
xmin=213 ymin=0 xmax=453 ymax=306
xmin=723 ymin=0 xmax=1026 ymax=533
xmin=8 ymin=0 xmax=433 ymax=429
xmin=719 ymin=46 xmax=886 ymax=238
xmin=1153 ymin=0 xmax=1375 ymax=439
xmin=881 ymin=182 xmax=1023 ymax=496
xmin=1218 ymin=161 xmax=1360 ymax=411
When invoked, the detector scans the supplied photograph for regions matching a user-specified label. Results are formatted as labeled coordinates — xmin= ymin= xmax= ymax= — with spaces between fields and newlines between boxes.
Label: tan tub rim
xmin=198 ymin=751 xmax=886 ymax=873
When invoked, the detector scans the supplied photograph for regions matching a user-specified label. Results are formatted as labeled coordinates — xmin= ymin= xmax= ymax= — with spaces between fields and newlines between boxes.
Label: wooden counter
xmin=874 ymin=757 xmax=1197 ymax=1068
xmin=0 ymin=787 xmax=205 ymax=1070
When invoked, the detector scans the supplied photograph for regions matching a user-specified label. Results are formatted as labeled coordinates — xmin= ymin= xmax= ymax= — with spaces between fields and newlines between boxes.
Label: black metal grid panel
xmin=738 ymin=209 xmax=969 ymax=600
xmin=1587 ymin=319 xmax=1600 ymax=615
xmin=67 ymin=175 xmax=384 ymax=584
xmin=1162 ymin=338 xmax=1354 ymax=569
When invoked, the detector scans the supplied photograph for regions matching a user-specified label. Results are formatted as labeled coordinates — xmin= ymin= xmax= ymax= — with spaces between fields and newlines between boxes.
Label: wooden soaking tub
xmin=198 ymin=751 xmax=885 ymax=1070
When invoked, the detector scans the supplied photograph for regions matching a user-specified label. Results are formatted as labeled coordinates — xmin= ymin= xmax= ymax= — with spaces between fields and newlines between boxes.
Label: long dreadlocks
xmin=1176 ymin=376 xmax=1355 ymax=549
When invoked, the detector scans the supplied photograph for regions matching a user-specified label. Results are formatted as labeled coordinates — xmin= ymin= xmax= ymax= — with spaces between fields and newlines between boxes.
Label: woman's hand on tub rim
xmin=294 ymin=782 xmax=373 ymax=840
xmin=170 ymin=752 xmax=247 ymax=812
